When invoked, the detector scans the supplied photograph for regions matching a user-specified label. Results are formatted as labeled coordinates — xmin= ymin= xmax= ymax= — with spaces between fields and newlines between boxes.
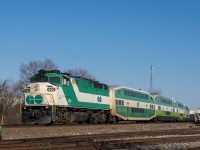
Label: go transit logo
xmin=26 ymin=95 xmax=43 ymax=104
xmin=97 ymin=96 xmax=102 ymax=103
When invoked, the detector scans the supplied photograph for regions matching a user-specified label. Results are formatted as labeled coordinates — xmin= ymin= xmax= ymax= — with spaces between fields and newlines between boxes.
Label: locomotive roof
xmin=37 ymin=69 xmax=108 ymax=86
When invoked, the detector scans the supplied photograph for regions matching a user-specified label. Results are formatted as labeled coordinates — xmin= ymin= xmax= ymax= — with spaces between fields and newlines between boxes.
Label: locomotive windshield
xmin=30 ymin=75 xmax=60 ymax=85
xmin=49 ymin=77 xmax=60 ymax=85
xmin=30 ymin=75 xmax=48 ymax=83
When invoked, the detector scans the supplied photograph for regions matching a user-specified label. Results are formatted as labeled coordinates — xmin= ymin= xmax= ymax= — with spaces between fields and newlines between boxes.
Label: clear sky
xmin=0 ymin=0 xmax=200 ymax=109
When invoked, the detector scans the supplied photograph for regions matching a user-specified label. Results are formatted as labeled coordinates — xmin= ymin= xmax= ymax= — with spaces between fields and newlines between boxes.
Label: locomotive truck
xmin=21 ymin=70 xmax=189 ymax=124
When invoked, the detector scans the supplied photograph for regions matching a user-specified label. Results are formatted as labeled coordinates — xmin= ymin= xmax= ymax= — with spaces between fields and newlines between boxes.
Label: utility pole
xmin=150 ymin=65 xmax=153 ymax=92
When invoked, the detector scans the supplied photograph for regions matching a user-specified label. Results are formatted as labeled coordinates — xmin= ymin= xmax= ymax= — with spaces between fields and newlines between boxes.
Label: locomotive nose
xmin=25 ymin=82 xmax=57 ymax=106
xmin=31 ymin=83 xmax=40 ymax=93
xmin=35 ymin=84 xmax=40 ymax=91
xmin=25 ymin=83 xmax=41 ymax=93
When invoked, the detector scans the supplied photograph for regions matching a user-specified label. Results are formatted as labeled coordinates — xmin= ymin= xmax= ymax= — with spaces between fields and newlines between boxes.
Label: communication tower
xmin=150 ymin=65 xmax=153 ymax=92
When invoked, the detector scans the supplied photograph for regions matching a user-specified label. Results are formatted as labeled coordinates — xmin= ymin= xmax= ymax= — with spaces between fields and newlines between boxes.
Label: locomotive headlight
xmin=25 ymin=89 xmax=30 ymax=93
xmin=35 ymin=84 xmax=40 ymax=91
xmin=25 ymin=86 xmax=30 ymax=93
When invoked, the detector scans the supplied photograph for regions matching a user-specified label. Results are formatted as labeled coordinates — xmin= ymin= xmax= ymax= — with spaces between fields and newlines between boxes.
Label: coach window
xmin=119 ymin=100 xmax=122 ymax=106
xmin=115 ymin=100 xmax=118 ymax=105
xmin=124 ymin=90 xmax=127 ymax=96
xmin=122 ymin=100 xmax=124 ymax=106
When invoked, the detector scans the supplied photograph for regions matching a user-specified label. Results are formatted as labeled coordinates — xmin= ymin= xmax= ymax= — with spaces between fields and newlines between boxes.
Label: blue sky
xmin=0 ymin=0 xmax=200 ymax=109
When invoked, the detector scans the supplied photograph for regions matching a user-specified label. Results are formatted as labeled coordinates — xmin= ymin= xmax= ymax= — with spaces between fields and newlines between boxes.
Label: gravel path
xmin=2 ymin=122 xmax=197 ymax=140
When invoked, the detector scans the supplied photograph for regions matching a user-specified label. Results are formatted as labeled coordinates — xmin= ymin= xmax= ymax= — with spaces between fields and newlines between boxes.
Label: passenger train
xmin=21 ymin=70 xmax=189 ymax=124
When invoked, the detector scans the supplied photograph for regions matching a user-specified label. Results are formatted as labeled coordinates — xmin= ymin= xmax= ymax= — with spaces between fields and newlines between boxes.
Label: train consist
xmin=21 ymin=70 xmax=189 ymax=124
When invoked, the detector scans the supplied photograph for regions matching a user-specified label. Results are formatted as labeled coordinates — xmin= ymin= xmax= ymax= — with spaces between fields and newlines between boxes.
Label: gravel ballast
xmin=2 ymin=122 xmax=197 ymax=140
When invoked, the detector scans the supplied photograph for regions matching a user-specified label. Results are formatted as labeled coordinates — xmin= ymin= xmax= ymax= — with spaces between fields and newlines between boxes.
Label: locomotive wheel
xmin=100 ymin=113 xmax=107 ymax=123
xmin=87 ymin=112 xmax=101 ymax=124
xmin=153 ymin=117 xmax=158 ymax=123
xmin=93 ymin=113 xmax=100 ymax=124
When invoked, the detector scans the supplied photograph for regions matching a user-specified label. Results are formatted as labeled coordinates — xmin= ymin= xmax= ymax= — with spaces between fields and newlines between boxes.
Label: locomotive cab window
xmin=49 ymin=77 xmax=60 ymax=85
xmin=31 ymin=75 xmax=48 ymax=83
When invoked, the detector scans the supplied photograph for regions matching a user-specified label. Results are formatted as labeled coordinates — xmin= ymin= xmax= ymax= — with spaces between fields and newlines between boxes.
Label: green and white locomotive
xmin=22 ymin=70 xmax=114 ymax=124
xmin=22 ymin=70 xmax=189 ymax=124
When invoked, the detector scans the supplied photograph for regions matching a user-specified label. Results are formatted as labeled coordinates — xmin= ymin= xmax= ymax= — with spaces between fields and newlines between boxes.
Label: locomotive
xmin=21 ymin=70 xmax=189 ymax=124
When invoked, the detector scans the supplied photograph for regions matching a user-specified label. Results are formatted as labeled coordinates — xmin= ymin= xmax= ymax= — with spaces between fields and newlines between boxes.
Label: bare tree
xmin=19 ymin=58 xmax=58 ymax=84
xmin=13 ymin=80 xmax=26 ymax=99
xmin=0 ymin=80 xmax=15 ymax=114
xmin=0 ymin=80 xmax=14 ymax=114
xmin=0 ymin=59 xmax=59 ymax=125
xmin=66 ymin=68 xmax=96 ymax=80
xmin=43 ymin=59 xmax=59 ymax=70
xmin=0 ymin=80 xmax=22 ymax=125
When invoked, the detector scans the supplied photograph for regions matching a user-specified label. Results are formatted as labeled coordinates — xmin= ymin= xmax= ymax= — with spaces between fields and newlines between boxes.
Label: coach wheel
xmin=153 ymin=117 xmax=158 ymax=123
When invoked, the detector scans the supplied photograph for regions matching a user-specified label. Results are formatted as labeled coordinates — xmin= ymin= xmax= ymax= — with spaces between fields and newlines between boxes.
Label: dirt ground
xmin=0 ymin=123 xmax=200 ymax=149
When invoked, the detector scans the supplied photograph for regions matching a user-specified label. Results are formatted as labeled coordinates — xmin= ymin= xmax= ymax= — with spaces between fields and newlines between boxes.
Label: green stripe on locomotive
xmin=74 ymin=77 xmax=109 ymax=96
xmin=61 ymin=77 xmax=110 ymax=109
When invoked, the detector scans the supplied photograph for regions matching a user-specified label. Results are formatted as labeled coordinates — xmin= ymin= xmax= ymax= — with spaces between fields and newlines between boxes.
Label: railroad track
xmin=1 ymin=128 xmax=200 ymax=150
xmin=3 ymin=121 xmax=193 ymax=128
